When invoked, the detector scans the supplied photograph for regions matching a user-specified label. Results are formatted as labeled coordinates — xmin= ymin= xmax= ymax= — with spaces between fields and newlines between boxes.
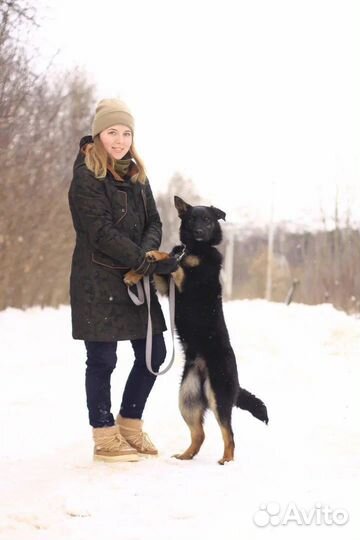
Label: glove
xmin=148 ymin=256 xmax=179 ymax=275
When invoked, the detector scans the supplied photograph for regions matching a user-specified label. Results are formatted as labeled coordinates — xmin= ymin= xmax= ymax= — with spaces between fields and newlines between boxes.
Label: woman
xmin=68 ymin=98 xmax=177 ymax=462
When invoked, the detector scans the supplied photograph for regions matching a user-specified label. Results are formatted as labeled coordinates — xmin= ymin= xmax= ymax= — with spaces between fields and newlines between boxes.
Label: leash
xmin=127 ymin=276 xmax=176 ymax=376
xmin=127 ymin=245 xmax=186 ymax=376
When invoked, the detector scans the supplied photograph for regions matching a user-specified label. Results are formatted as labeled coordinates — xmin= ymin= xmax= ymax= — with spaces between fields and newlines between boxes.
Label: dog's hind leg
xmin=204 ymin=378 xmax=235 ymax=465
xmin=173 ymin=406 xmax=205 ymax=461
xmin=173 ymin=367 xmax=206 ymax=460
xmin=217 ymin=422 xmax=235 ymax=465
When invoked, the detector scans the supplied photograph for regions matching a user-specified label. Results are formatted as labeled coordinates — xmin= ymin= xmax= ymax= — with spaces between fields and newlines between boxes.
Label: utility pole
xmin=222 ymin=224 xmax=235 ymax=300
xmin=265 ymin=182 xmax=275 ymax=301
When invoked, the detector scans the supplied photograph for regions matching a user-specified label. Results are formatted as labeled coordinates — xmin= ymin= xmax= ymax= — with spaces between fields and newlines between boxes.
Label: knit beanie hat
xmin=91 ymin=98 xmax=135 ymax=138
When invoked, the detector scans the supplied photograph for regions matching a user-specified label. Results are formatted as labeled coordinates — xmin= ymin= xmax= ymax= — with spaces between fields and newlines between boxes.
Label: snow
xmin=0 ymin=300 xmax=359 ymax=540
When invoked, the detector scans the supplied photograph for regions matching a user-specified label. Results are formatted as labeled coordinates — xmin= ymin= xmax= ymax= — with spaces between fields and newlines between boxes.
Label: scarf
xmin=114 ymin=158 xmax=132 ymax=179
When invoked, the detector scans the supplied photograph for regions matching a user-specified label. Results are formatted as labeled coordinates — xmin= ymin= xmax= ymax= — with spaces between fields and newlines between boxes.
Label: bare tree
xmin=0 ymin=0 xmax=96 ymax=309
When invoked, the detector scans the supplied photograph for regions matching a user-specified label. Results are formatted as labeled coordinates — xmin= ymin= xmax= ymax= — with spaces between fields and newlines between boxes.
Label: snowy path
xmin=0 ymin=300 xmax=359 ymax=540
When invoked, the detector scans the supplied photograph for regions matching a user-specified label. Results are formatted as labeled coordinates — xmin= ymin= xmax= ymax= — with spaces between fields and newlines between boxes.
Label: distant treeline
xmin=228 ymin=226 xmax=360 ymax=313
xmin=0 ymin=0 xmax=95 ymax=309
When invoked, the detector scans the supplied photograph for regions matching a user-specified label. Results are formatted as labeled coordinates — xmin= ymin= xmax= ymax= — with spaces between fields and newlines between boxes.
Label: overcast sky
xmin=36 ymin=0 xmax=360 ymax=226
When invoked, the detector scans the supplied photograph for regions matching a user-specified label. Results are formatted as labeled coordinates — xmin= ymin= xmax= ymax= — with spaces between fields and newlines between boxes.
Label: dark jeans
xmin=84 ymin=334 xmax=166 ymax=428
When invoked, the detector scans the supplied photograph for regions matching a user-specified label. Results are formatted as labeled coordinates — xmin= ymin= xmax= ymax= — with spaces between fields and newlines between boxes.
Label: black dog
xmin=157 ymin=196 xmax=268 ymax=465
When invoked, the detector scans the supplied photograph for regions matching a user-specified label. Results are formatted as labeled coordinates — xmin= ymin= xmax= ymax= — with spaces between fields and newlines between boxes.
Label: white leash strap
xmin=127 ymin=276 xmax=176 ymax=376
xmin=127 ymin=281 xmax=145 ymax=306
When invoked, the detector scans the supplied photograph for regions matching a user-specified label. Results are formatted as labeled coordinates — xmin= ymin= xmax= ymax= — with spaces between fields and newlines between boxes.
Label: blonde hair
xmin=84 ymin=135 xmax=147 ymax=183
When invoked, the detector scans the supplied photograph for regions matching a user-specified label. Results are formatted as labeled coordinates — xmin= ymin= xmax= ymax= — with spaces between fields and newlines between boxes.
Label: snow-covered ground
xmin=0 ymin=300 xmax=359 ymax=540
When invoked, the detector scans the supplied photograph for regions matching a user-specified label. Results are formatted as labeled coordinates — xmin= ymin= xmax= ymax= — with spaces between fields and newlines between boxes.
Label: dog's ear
xmin=210 ymin=206 xmax=226 ymax=221
xmin=174 ymin=196 xmax=192 ymax=218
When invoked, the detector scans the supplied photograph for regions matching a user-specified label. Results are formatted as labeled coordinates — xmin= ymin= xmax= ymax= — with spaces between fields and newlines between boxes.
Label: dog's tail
xmin=236 ymin=387 xmax=269 ymax=424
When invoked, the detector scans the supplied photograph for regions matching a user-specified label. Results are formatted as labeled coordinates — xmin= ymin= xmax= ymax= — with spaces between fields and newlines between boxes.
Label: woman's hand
xmin=123 ymin=251 xmax=179 ymax=287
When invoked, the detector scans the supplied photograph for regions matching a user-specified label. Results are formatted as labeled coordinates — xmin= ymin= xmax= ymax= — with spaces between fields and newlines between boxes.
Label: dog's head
xmin=174 ymin=196 xmax=226 ymax=247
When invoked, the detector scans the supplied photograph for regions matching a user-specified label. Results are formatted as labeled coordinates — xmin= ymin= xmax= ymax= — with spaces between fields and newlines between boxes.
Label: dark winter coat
xmin=68 ymin=137 xmax=166 ymax=341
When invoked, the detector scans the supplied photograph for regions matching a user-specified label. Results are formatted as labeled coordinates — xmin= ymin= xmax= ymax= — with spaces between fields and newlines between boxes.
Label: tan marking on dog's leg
xmin=173 ymin=407 xmax=205 ymax=460
xmin=183 ymin=255 xmax=200 ymax=267
xmin=204 ymin=378 xmax=218 ymax=417
xmin=173 ymin=369 xmax=205 ymax=460
xmin=204 ymin=377 xmax=235 ymax=464
xmin=153 ymin=275 xmax=169 ymax=296
xmin=218 ymin=425 xmax=235 ymax=465
xmin=171 ymin=266 xmax=185 ymax=292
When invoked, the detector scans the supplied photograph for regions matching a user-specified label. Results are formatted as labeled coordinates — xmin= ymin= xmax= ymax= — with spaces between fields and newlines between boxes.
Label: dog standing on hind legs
xmin=156 ymin=196 xmax=269 ymax=465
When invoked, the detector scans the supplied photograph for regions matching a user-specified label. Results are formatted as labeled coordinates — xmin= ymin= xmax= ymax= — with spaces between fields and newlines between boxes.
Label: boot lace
xmin=96 ymin=431 xmax=134 ymax=452
xmin=127 ymin=431 xmax=156 ymax=452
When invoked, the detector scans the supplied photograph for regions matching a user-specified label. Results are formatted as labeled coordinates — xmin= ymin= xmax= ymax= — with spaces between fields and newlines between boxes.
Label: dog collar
xmin=174 ymin=243 xmax=187 ymax=263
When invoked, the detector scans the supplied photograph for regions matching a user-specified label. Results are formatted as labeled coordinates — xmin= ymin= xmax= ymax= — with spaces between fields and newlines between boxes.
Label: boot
xmin=116 ymin=415 xmax=158 ymax=456
xmin=92 ymin=425 xmax=139 ymax=462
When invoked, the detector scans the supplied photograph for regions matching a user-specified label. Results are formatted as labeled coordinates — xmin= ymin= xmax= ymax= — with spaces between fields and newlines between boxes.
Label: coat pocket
xmin=92 ymin=250 xmax=130 ymax=270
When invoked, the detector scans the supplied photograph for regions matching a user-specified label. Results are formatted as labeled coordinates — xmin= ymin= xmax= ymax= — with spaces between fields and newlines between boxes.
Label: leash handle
xmin=127 ymin=281 xmax=144 ymax=305
xmin=127 ymin=276 xmax=176 ymax=376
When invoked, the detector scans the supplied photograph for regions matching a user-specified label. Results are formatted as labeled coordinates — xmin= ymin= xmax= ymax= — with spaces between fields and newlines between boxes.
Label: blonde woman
xmin=68 ymin=99 xmax=177 ymax=462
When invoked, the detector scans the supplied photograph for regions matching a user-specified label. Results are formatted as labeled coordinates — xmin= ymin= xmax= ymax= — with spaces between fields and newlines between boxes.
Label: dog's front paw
xmin=146 ymin=250 xmax=170 ymax=262
xmin=123 ymin=270 xmax=142 ymax=287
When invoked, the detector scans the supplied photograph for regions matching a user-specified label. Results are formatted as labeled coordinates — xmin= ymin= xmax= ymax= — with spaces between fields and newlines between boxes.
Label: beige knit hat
xmin=91 ymin=98 xmax=135 ymax=138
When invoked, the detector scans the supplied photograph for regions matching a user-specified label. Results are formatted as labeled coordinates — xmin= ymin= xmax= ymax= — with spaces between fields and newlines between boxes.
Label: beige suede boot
xmin=116 ymin=415 xmax=158 ymax=456
xmin=92 ymin=425 xmax=139 ymax=462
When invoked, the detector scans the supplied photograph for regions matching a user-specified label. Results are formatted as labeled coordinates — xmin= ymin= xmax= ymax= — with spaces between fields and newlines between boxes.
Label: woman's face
xmin=99 ymin=124 xmax=133 ymax=160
